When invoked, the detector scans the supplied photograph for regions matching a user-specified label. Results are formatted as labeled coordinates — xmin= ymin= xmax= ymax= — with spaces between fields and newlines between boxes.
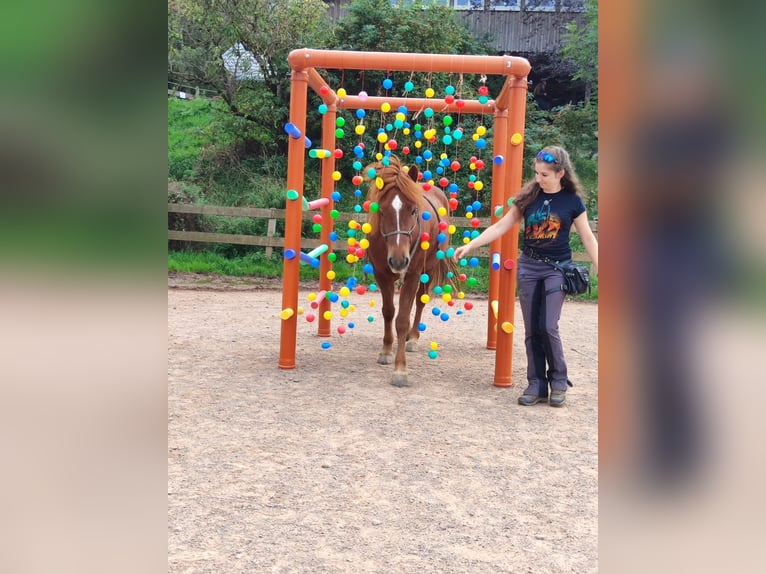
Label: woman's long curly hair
xmin=514 ymin=145 xmax=587 ymax=214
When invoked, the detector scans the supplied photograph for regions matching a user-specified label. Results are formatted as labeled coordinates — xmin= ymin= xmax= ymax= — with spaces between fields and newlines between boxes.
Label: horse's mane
xmin=366 ymin=156 xmax=425 ymax=234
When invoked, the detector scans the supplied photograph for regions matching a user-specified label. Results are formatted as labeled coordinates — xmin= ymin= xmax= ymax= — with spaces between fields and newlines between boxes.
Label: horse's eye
xmin=411 ymin=209 xmax=417 ymax=216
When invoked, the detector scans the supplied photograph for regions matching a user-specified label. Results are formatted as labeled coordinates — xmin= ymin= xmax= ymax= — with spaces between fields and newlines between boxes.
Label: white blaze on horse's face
xmin=385 ymin=192 xmax=412 ymax=274
xmin=392 ymin=194 xmax=403 ymax=245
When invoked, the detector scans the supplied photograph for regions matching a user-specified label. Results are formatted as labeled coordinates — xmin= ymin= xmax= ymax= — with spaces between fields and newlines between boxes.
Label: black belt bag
xmin=522 ymin=247 xmax=591 ymax=296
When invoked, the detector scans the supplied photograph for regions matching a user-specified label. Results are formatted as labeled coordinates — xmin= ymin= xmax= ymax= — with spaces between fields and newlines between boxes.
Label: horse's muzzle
xmin=388 ymin=255 xmax=410 ymax=273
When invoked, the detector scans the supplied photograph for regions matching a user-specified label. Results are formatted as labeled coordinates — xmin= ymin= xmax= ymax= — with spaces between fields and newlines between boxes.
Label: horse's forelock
xmin=395 ymin=169 xmax=426 ymax=210
xmin=366 ymin=158 xmax=427 ymax=232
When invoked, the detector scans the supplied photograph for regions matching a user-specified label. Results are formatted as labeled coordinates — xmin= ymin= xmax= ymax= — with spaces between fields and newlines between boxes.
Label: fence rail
xmin=168 ymin=203 xmax=596 ymax=262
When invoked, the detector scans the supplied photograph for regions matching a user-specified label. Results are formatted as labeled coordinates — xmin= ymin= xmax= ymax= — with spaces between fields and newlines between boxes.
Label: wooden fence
xmin=168 ymin=203 xmax=596 ymax=262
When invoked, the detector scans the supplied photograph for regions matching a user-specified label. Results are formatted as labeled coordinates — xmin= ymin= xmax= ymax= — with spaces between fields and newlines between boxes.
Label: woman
xmin=454 ymin=146 xmax=598 ymax=406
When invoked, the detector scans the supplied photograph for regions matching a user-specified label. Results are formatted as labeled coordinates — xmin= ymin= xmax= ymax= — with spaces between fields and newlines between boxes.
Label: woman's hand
xmin=451 ymin=204 xmax=520 ymax=262
xmin=453 ymin=243 xmax=471 ymax=261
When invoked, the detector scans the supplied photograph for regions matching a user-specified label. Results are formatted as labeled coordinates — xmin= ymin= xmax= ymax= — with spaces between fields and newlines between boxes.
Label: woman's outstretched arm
xmin=453 ymin=204 xmax=522 ymax=260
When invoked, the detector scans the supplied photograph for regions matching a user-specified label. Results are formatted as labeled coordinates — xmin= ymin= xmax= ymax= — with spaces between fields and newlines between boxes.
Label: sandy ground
xmin=168 ymin=274 xmax=598 ymax=573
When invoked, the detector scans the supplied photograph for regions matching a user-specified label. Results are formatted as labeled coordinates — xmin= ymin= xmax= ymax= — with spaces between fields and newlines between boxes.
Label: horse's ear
xmin=407 ymin=165 xmax=419 ymax=183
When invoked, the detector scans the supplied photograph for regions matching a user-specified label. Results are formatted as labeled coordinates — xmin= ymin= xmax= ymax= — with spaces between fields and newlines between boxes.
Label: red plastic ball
xmin=464 ymin=302 xmax=474 ymax=310
xmin=448 ymin=198 xmax=459 ymax=210
xmin=444 ymin=94 xmax=455 ymax=104
xmin=333 ymin=148 xmax=344 ymax=159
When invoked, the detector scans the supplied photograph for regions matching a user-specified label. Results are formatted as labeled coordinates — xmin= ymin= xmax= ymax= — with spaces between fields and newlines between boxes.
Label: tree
xmin=560 ymin=0 xmax=598 ymax=102
xmin=334 ymin=0 xmax=482 ymax=56
xmin=168 ymin=0 xmax=335 ymax=154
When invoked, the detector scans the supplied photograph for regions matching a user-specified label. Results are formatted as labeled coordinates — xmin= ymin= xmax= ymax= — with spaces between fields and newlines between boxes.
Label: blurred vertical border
xmin=0 ymin=1 xmax=167 ymax=275
xmin=0 ymin=2 xmax=167 ymax=573
xmin=600 ymin=0 xmax=766 ymax=572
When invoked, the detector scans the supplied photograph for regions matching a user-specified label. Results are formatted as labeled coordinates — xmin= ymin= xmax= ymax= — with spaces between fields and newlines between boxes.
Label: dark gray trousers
xmin=517 ymin=254 xmax=569 ymax=396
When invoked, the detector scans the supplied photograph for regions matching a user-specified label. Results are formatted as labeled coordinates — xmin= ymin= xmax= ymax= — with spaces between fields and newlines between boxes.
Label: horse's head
xmin=368 ymin=159 xmax=423 ymax=274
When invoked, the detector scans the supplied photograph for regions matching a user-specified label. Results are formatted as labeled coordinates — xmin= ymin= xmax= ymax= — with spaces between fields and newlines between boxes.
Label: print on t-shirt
xmin=522 ymin=191 xmax=585 ymax=260
xmin=525 ymin=198 xmax=561 ymax=242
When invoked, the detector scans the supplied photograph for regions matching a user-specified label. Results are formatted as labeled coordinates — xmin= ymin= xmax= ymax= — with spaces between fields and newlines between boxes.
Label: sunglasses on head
xmin=536 ymin=151 xmax=557 ymax=163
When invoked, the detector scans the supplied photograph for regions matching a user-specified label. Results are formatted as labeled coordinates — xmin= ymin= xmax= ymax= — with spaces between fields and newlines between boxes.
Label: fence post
xmin=265 ymin=217 xmax=277 ymax=257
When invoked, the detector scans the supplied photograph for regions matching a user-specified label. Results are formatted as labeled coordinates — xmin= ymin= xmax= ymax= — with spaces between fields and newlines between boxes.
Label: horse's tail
xmin=429 ymin=251 xmax=460 ymax=295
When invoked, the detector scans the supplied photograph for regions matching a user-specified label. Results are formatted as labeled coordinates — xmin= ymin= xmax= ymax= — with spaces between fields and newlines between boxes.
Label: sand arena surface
xmin=168 ymin=276 xmax=598 ymax=573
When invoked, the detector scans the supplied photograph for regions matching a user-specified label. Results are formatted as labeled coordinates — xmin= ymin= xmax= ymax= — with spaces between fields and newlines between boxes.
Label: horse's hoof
xmin=377 ymin=353 xmax=393 ymax=365
xmin=405 ymin=340 xmax=418 ymax=352
xmin=390 ymin=372 xmax=409 ymax=387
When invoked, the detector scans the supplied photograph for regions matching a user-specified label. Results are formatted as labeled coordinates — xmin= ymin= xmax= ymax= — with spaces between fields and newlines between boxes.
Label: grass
xmin=168 ymin=249 xmax=488 ymax=291
xmin=168 ymin=97 xmax=231 ymax=181
xmin=169 ymin=250 xmax=284 ymax=278
xmin=168 ymin=248 xmax=597 ymax=300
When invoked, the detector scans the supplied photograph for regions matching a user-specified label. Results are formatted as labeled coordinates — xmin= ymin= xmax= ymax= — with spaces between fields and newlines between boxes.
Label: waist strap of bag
xmin=522 ymin=246 xmax=568 ymax=265
xmin=523 ymin=247 xmax=569 ymax=296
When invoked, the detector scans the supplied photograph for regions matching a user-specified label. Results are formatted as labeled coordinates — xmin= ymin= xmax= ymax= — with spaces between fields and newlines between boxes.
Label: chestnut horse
xmin=365 ymin=156 xmax=457 ymax=386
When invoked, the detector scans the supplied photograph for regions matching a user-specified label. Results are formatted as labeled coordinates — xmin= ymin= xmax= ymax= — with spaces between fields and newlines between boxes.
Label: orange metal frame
xmin=278 ymin=49 xmax=530 ymax=388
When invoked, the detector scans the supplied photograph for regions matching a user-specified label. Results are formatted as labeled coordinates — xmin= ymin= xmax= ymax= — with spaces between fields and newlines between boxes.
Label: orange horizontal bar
xmin=289 ymin=49 xmax=530 ymax=78
xmin=337 ymin=95 xmax=496 ymax=115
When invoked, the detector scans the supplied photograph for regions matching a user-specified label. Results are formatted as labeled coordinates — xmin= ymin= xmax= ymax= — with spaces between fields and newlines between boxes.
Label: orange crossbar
xmin=338 ymin=95 xmax=499 ymax=115
xmin=289 ymin=48 xmax=531 ymax=78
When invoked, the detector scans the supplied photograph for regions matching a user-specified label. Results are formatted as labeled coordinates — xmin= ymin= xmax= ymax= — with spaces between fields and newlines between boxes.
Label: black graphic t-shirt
xmin=522 ymin=190 xmax=586 ymax=261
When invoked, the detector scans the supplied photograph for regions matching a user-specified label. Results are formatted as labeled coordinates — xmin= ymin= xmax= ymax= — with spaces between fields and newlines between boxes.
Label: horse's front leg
xmin=377 ymin=276 xmax=395 ymax=365
xmin=391 ymin=277 xmax=419 ymax=387
xmin=405 ymin=281 xmax=428 ymax=352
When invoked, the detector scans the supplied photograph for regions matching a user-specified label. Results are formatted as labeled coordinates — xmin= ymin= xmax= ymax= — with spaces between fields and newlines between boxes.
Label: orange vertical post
xmin=493 ymin=76 xmax=528 ymax=387
xmin=486 ymin=107 xmax=509 ymax=350
xmin=316 ymin=102 xmax=337 ymax=338
xmin=279 ymin=69 xmax=309 ymax=370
